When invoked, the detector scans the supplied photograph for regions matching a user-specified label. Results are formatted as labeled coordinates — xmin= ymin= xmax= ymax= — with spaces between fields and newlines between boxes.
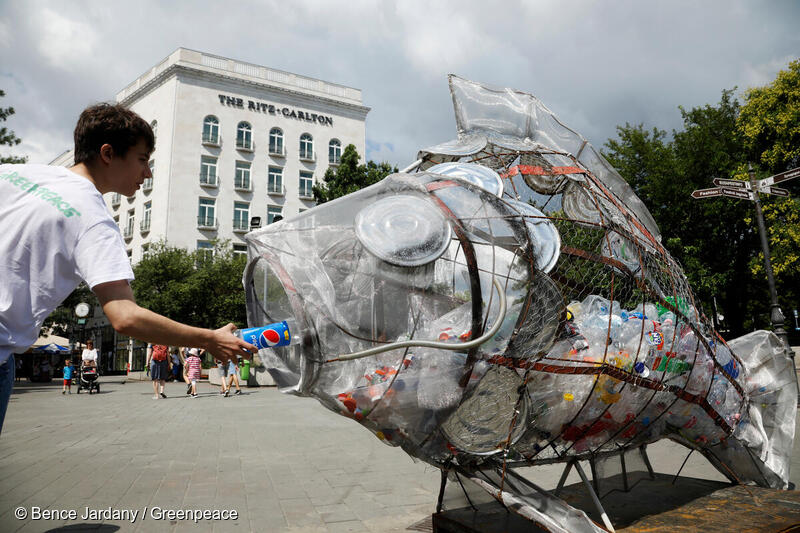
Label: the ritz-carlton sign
xmin=218 ymin=94 xmax=334 ymax=126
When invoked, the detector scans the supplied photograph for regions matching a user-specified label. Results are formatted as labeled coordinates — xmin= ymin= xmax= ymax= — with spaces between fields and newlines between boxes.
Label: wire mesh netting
xmin=243 ymin=76 xmax=796 ymax=525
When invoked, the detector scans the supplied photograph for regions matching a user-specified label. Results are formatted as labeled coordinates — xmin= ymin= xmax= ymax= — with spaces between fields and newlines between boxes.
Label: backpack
xmin=151 ymin=345 xmax=169 ymax=362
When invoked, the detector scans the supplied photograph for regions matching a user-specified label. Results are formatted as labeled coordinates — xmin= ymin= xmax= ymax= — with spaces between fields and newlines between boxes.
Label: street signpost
xmin=712 ymin=178 xmax=751 ymax=190
xmin=757 ymin=185 xmax=789 ymax=197
xmin=693 ymin=164 xmax=800 ymax=404
xmin=719 ymin=187 xmax=754 ymax=200
xmin=691 ymin=187 xmax=723 ymax=199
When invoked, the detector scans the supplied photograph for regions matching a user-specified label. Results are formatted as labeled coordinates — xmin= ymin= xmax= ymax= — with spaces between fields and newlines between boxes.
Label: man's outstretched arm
xmin=93 ymin=280 xmax=257 ymax=362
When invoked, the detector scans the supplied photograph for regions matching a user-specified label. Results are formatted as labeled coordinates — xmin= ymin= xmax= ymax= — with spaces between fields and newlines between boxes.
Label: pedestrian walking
xmin=62 ymin=359 xmax=73 ymax=394
xmin=185 ymin=348 xmax=202 ymax=398
xmin=146 ymin=344 xmax=170 ymax=399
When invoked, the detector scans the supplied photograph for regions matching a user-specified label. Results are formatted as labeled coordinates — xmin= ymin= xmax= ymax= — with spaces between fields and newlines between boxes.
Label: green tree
xmin=1 ymin=89 xmax=26 ymax=164
xmin=738 ymin=59 xmax=800 ymax=328
xmin=132 ymin=240 xmax=248 ymax=329
xmin=312 ymin=144 xmax=396 ymax=204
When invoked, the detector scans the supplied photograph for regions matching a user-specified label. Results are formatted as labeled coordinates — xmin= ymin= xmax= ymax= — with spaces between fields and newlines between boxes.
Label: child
xmin=185 ymin=348 xmax=202 ymax=398
xmin=62 ymin=359 xmax=73 ymax=394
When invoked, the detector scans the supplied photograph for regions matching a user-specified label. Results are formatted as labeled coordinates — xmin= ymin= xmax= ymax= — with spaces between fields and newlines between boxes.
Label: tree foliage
xmin=312 ymin=144 xmax=396 ymax=204
xmin=131 ymin=240 xmax=248 ymax=329
xmin=1 ymin=89 xmax=27 ymax=164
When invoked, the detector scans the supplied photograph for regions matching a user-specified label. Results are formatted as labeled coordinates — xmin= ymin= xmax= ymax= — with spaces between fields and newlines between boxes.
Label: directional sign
xmin=720 ymin=187 xmax=754 ymax=200
xmin=759 ymin=166 xmax=800 ymax=188
xmin=691 ymin=187 xmax=723 ymax=199
xmin=758 ymin=185 xmax=790 ymax=197
xmin=713 ymin=178 xmax=751 ymax=190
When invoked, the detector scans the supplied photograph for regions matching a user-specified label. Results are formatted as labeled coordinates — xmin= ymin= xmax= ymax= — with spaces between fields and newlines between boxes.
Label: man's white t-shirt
xmin=0 ymin=164 xmax=134 ymax=363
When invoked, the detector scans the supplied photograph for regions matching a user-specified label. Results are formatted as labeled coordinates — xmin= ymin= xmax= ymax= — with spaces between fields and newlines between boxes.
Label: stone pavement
xmin=0 ymin=377 xmax=798 ymax=533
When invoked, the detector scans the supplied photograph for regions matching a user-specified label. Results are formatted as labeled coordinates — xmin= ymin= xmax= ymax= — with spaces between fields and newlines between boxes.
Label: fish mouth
xmin=244 ymin=255 xmax=320 ymax=393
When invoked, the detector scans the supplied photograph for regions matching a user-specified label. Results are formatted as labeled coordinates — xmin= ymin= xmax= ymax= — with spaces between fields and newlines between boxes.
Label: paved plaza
xmin=1 ymin=376 xmax=798 ymax=533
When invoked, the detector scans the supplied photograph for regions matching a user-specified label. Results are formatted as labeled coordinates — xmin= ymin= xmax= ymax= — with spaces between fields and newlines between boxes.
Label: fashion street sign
xmin=691 ymin=187 xmax=723 ymax=199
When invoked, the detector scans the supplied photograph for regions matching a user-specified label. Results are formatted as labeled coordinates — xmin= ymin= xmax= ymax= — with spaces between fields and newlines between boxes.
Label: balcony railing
xmin=236 ymin=139 xmax=254 ymax=152
xmin=199 ymin=172 xmax=218 ymax=187
xmin=299 ymin=151 xmax=315 ymax=162
xmin=267 ymin=183 xmax=284 ymax=196
xmin=123 ymin=226 xmax=134 ymax=239
xmin=140 ymin=218 xmax=151 ymax=232
xmin=234 ymin=178 xmax=252 ymax=192
xmin=197 ymin=216 xmax=218 ymax=229
xmin=299 ymin=187 xmax=314 ymax=200
xmin=111 ymin=194 xmax=121 ymax=207
xmin=142 ymin=178 xmax=153 ymax=191
xmin=269 ymin=145 xmax=286 ymax=157
xmin=232 ymin=218 xmax=249 ymax=232
xmin=202 ymin=133 xmax=221 ymax=146
xmin=329 ymin=157 xmax=341 ymax=166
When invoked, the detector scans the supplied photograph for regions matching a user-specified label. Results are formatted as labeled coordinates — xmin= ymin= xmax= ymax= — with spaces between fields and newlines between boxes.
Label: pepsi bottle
xmin=234 ymin=319 xmax=299 ymax=350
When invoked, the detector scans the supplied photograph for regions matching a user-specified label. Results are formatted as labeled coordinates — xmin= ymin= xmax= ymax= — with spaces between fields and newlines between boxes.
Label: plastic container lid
xmin=507 ymin=199 xmax=561 ymax=273
xmin=427 ymin=162 xmax=504 ymax=197
xmin=355 ymin=194 xmax=451 ymax=267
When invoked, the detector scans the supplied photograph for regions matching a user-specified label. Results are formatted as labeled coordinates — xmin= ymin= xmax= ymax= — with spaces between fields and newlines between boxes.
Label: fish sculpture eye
xmin=355 ymin=194 xmax=452 ymax=267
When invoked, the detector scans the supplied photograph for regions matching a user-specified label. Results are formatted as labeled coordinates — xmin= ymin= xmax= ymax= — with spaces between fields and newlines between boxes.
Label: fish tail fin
xmin=710 ymin=330 xmax=796 ymax=488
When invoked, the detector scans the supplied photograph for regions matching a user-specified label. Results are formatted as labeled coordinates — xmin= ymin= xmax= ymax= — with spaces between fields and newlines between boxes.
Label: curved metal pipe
xmin=327 ymin=277 xmax=507 ymax=362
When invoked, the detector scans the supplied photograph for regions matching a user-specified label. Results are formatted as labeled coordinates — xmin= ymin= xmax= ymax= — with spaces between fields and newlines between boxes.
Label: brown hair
xmin=73 ymin=103 xmax=154 ymax=165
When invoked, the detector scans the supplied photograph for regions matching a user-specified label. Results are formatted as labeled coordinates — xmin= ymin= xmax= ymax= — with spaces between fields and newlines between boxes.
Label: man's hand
xmin=205 ymin=323 xmax=257 ymax=365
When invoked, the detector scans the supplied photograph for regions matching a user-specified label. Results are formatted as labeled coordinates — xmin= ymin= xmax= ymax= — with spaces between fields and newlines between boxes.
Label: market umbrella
xmin=33 ymin=343 xmax=70 ymax=354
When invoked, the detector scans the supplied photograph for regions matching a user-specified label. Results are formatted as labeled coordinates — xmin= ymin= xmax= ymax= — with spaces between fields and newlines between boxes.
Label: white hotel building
xmin=54 ymin=48 xmax=369 ymax=262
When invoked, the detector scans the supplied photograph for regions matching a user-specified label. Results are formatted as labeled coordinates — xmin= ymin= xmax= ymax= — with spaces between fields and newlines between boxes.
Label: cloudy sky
xmin=0 ymin=0 xmax=797 ymax=168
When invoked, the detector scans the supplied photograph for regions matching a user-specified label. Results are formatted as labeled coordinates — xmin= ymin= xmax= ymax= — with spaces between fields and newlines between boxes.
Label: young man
xmin=0 ymin=103 xmax=257 ymax=433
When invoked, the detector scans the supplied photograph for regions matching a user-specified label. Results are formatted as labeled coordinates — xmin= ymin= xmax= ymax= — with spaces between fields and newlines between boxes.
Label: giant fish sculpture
xmin=243 ymin=76 xmax=796 ymax=532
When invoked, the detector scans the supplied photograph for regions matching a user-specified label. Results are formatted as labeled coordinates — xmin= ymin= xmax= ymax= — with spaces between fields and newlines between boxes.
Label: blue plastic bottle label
xmin=240 ymin=321 xmax=291 ymax=349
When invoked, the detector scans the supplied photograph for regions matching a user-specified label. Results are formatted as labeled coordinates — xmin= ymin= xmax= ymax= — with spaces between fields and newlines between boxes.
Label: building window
xmin=329 ymin=139 xmax=342 ymax=164
xmin=150 ymin=120 xmax=157 ymax=143
xmin=299 ymin=171 xmax=314 ymax=199
xmin=268 ymin=205 xmax=282 ymax=224
xmin=233 ymin=244 xmax=247 ymax=258
xmin=125 ymin=209 xmax=135 ymax=239
xmin=233 ymin=202 xmax=249 ymax=231
xmin=197 ymin=241 xmax=214 ymax=263
xmin=237 ymin=121 xmax=252 ymax=150
xmin=112 ymin=193 xmax=121 ymax=207
xmin=268 ymin=166 xmax=283 ymax=194
xmin=235 ymin=161 xmax=251 ymax=190
xmin=299 ymin=133 xmax=313 ymax=160
xmin=142 ymin=243 xmax=150 ymax=256
xmin=198 ymin=198 xmax=216 ymax=228
xmin=269 ymin=128 xmax=284 ymax=155
xmin=113 ymin=214 xmax=120 ymax=228
xmin=143 ymin=160 xmax=154 ymax=191
xmin=202 ymin=115 xmax=219 ymax=144
xmin=200 ymin=155 xmax=218 ymax=186
xmin=141 ymin=201 xmax=152 ymax=232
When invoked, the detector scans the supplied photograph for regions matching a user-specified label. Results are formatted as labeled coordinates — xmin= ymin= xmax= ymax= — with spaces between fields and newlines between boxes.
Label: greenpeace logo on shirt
xmin=1 ymin=171 xmax=82 ymax=217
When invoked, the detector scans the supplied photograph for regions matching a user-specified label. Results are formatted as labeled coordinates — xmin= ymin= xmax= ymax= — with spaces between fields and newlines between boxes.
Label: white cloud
xmin=36 ymin=7 xmax=98 ymax=69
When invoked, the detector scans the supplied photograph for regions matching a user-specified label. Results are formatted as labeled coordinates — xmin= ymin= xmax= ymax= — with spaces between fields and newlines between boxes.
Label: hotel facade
xmin=54 ymin=47 xmax=369 ymax=263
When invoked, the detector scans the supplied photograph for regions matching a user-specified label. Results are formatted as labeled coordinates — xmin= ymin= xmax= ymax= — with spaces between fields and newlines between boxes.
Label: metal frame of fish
xmin=243 ymin=76 xmax=796 ymax=530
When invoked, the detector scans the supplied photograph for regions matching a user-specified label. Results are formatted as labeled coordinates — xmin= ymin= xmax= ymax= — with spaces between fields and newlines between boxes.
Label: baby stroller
xmin=77 ymin=365 xmax=100 ymax=394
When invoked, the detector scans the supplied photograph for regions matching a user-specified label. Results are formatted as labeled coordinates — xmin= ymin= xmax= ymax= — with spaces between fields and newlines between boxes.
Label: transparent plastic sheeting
xmin=243 ymin=76 xmax=796 ymax=528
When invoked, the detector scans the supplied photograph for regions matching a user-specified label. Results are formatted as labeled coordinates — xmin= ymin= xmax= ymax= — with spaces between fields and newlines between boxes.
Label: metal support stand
xmin=573 ymin=461 xmax=616 ymax=533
